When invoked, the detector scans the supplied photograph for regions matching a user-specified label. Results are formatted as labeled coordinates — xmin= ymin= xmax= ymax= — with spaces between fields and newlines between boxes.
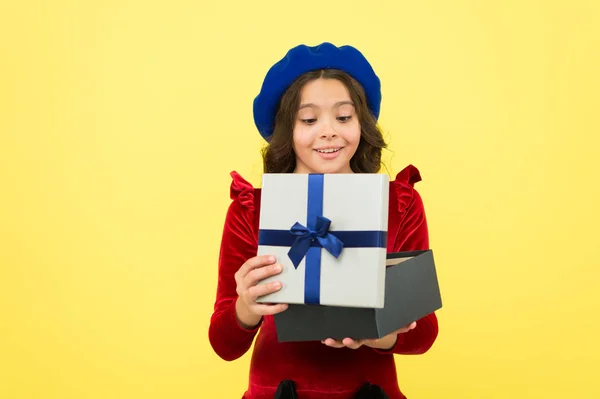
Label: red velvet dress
xmin=209 ymin=165 xmax=439 ymax=399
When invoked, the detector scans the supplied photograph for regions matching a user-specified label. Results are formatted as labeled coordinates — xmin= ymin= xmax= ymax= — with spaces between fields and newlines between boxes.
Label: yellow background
xmin=1 ymin=1 xmax=599 ymax=397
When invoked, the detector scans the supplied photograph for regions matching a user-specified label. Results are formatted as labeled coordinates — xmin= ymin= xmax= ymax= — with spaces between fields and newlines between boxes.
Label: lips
xmin=314 ymin=147 xmax=342 ymax=154
xmin=314 ymin=146 xmax=344 ymax=160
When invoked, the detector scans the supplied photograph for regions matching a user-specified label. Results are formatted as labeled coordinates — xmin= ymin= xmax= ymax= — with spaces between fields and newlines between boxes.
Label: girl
xmin=208 ymin=42 xmax=439 ymax=399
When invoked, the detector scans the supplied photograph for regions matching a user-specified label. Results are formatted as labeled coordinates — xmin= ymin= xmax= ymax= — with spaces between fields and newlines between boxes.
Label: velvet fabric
xmin=209 ymin=165 xmax=439 ymax=399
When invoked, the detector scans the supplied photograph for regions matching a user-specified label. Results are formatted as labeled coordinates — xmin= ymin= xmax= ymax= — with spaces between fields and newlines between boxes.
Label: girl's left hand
xmin=321 ymin=321 xmax=417 ymax=350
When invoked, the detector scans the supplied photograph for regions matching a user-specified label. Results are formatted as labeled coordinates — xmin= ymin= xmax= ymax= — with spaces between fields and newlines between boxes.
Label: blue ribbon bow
xmin=288 ymin=216 xmax=344 ymax=268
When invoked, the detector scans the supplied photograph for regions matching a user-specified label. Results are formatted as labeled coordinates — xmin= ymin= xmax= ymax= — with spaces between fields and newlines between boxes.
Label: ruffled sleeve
xmin=230 ymin=171 xmax=256 ymax=212
xmin=387 ymin=164 xmax=429 ymax=253
xmin=208 ymin=171 xmax=261 ymax=361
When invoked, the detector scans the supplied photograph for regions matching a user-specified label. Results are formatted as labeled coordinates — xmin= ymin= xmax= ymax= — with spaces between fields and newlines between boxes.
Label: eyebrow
xmin=298 ymin=101 xmax=355 ymax=110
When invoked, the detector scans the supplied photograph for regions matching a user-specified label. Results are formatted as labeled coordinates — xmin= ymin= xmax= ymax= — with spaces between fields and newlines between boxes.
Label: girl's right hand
xmin=234 ymin=254 xmax=288 ymax=329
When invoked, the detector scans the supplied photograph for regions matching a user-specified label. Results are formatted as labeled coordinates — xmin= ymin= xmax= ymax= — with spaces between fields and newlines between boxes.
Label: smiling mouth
xmin=314 ymin=147 xmax=342 ymax=154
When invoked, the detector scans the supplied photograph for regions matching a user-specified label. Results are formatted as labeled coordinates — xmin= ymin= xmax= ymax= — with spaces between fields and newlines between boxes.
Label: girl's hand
xmin=234 ymin=254 xmax=288 ymax=329
xmin=321 ymin=321 xmax=417 ymax=350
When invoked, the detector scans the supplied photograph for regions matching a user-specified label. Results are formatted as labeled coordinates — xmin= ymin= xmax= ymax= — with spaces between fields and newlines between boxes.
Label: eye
xmin=301 ymin=118 xmax=317 ymax=125
xmin=337 ymin=116 xmax=352 ymax=122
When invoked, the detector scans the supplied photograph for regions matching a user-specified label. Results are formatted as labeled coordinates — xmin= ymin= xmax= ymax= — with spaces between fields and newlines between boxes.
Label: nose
xmin=320 ymin=119 xmax=337 ymax=139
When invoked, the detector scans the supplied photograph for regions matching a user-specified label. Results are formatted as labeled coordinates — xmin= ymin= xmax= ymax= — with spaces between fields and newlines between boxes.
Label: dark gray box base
xmin=273 ymin=250 xmax=442 ymax=342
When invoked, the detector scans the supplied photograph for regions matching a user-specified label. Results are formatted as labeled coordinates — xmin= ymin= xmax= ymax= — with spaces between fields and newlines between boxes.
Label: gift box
xmin=272 ymin=250 xmax=442 ymax=342
xmin=256 ymin=173 xmax=389 ymax=308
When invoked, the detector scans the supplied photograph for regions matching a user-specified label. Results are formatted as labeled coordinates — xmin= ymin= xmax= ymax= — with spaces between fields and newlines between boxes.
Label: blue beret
xmin=253 ymin=42 xmax=381 ymax=141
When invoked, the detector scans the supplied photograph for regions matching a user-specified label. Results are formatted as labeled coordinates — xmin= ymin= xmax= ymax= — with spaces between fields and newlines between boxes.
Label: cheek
xmin=292 ymin=126 xmax=314 ymax=150
xmin=344 ymin=123 xmax=361 ymax=146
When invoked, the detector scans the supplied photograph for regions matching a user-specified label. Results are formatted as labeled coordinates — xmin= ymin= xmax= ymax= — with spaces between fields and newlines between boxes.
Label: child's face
xmin=292 ymin=78 xmax=361 ymax=174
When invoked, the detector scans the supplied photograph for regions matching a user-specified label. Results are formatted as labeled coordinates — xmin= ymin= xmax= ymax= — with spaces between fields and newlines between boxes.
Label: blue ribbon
xmin=288 ymin=215 xmax=344 ymax=268
xmin=258 ymin=174 xmax=387 ymax=304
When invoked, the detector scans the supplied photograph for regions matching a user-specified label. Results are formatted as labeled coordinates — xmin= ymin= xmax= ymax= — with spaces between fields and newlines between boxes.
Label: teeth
xmin=316 ymin=148 xmax=340 ymax=153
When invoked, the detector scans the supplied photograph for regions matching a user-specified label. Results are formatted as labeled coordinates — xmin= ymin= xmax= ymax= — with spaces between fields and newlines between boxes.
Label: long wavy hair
xmin=261 ymin=69 xmax=387 ymax=174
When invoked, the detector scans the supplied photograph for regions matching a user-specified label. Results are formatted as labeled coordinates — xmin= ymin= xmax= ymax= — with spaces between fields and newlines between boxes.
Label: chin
xmin=310 ymin=163 xmax=351 ymax=174
xmin=296 ymin=151 xmax=354 ymax=174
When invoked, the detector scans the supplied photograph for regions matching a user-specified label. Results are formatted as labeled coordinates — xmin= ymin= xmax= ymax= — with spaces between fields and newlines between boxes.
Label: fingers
xmin=236 ymin=255 xmax=277 ymax=279
xmin=342 ymin=338 xmax=364 ymax=349
xmin=252 ymin=303 xmax=289 ymax=316
xmin=321 ymin=324 xmax=417 ymax=350
xmin=247 ymin=280 xmax=283 ymax=301
xmin=321 ymin=338 xmax=346 ymax=348
xmin=235 ymin=255 xmax=281 ymax=296
xmin=235 ymin=254 xmax=288 ymax=319
xmin=244 ymin=262 xmax=283 ymax=287
xmin=321 ymin=338 xmax=364 ymax=349
xmin=394 ymin=321 xmax=417 ymax=334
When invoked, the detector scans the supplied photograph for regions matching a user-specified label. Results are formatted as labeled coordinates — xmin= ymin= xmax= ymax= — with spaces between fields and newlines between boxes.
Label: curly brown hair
xmin=261 ymin=69 xmax=387 ymax=174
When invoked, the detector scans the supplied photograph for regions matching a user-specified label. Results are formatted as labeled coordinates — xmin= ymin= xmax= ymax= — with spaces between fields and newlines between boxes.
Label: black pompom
xmin=274 ymin=380 xmax=298 ymax=399
xmin=354 ymin=382 xmax=390 ymax=399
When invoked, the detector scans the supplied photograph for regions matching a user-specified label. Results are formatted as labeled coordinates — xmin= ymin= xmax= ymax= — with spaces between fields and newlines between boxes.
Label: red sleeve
xmin=374 ymin=165 xmax=439 ymax=355
xmin=208 ymin=171 xmax=262 ymax=361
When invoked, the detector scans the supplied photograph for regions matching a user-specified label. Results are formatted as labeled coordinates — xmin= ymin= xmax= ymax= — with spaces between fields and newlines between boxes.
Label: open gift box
xmin=272 ymin=250 xmax=442 ymax=342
